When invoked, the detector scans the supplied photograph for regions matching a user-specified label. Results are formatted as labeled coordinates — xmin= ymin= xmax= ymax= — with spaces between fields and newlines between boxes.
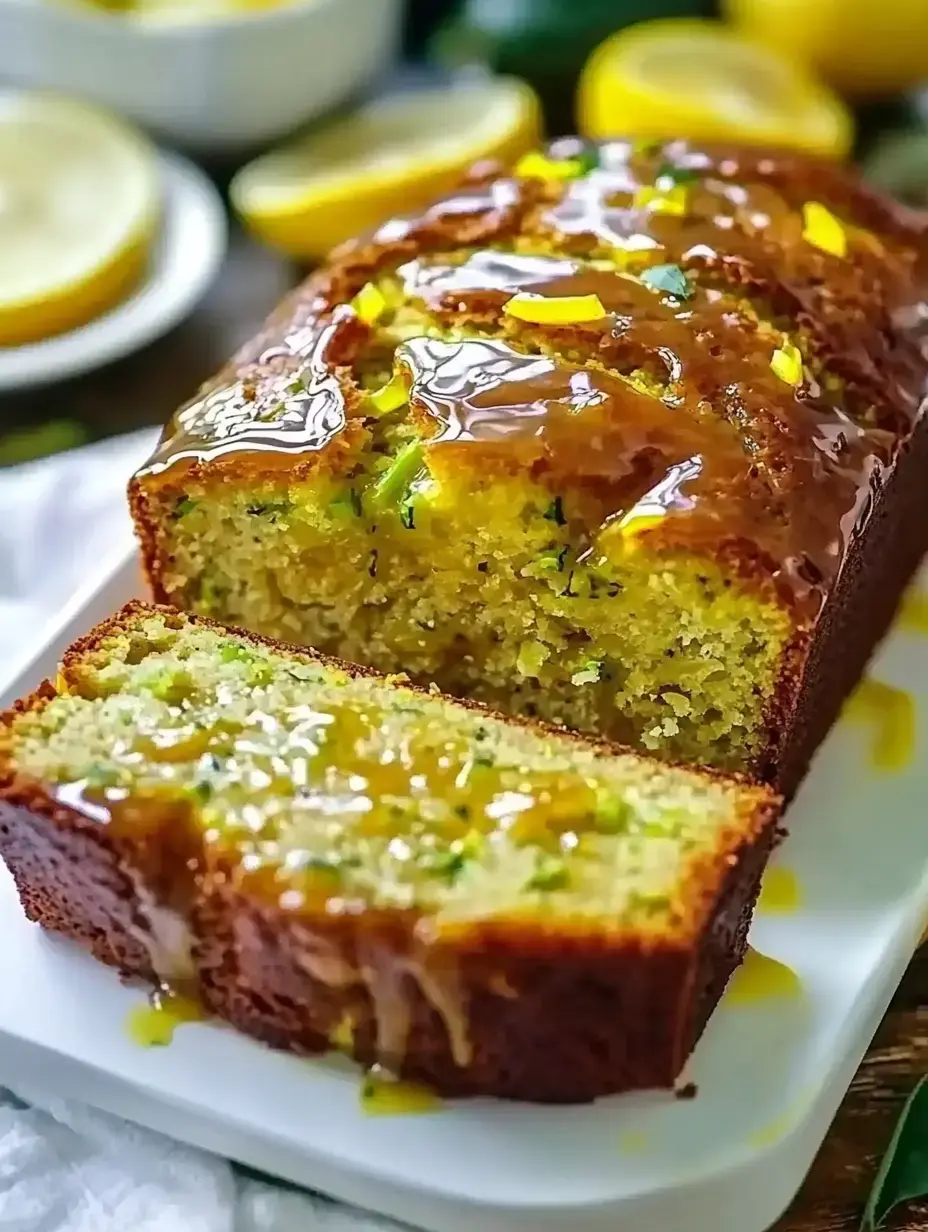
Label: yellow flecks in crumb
xmin=352 ymin=282 xmax=387 ymax=325
xmin=725 ymin=949 xmax=801 ymax=1006
xmin=360 ymin=1070 xmax=442 ymax=1117
xmin=802 ymin=201 xmax=847 ymax=258
xmin=55 ymin=671 xmax=68 ymax=694
xmin=757 ymin=867 xmax=801 ymax=916
xmin=770 ymin=343 xmax=804 ymax=387
xmin=634 ymin=183 xmax=687 ymax=216
xmin=843 ymin=678 xmax=916 ymax=773
xmin=618 ymin=1131 xmax=650 ymax=1155
xmin=369 ymin=373 xmax=407 ymax=415
xmin=514 ymin=151 xmax=583 ymax=182
xmin=503 ymin=292 xmax=607 ymax=325
xmin=898 ymin=589 xmax=928 ymax=635
xmin=329 ymin=1013 xmax=355 ymax=1053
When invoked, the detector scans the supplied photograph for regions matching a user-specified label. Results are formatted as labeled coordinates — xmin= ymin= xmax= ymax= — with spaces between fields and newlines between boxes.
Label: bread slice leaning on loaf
xmin=0 ymin=602 xmax=778 ymax=1102
xmin=129 ymin=137 xmax=928 ymax=795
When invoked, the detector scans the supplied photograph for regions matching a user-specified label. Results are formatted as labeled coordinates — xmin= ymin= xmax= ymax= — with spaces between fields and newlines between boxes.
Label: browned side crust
xmin=771 ymin=413 xmax=928 ymax=796
xmin=0 ymin=602 xmax=779 ymax=1103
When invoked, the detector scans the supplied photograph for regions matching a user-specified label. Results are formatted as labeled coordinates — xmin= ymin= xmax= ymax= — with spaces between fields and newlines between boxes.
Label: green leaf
xmin=640 ymin=264 xmax=693 ymax=300
xmin=862 ymin=1075 xmax=928 ymax=1230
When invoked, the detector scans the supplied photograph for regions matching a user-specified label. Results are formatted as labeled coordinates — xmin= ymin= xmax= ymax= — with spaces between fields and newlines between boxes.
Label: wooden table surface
xmin=3 ymin=223 xmax=927 ymax=1232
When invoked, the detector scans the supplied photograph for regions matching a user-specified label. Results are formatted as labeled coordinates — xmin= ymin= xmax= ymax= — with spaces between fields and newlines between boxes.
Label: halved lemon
xmin=0 ymin=92 xmax=160 ymax=348
xmin=577 ymin=19 xmax=852 ymax=160
xmin=231 ymin=79 xmax=542 ymax=261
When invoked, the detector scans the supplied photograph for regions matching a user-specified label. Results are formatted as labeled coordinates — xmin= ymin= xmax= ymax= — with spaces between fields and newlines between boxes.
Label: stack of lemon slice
xmin=0 ymin=93 xmax=160 ymax=347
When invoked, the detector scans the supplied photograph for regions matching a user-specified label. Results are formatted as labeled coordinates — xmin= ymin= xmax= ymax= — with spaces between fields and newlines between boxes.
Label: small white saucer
xmin=0 ymin=149 xmax=228 ymax=393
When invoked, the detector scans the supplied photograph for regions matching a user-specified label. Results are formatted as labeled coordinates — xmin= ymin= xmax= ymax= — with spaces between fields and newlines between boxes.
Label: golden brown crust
xmin=0 ymin=602 xmax=779 ymax=1102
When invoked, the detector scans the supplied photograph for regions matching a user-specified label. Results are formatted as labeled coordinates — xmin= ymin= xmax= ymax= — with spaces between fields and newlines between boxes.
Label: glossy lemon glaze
xmin=843 ymin=678 xmax=916 ymax=773
xmin=725 ymin=949 xmax=801 ymax=1005
xmin=360 ymin=1067 xmax=443 ymax=1116
xmin=139 ymin=139 xmax=928 ymax=621
xmin=756 ymin=867 xmax=801 ymax=915
xmin=126 ymin=988 xmax=203 ymax=1048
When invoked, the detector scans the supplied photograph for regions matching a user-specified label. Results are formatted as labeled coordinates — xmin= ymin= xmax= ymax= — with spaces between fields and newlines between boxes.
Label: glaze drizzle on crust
xmin=135 ymin=139 xmax=928 ymax=621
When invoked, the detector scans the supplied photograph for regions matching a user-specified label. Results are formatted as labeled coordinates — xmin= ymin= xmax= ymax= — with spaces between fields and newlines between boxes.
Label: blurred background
xmin=2 ymin=0 xmax=928 ymax=467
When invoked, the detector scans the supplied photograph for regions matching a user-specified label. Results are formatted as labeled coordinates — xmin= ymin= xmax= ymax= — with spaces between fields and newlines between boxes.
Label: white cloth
xmin=0 ymin=431 xmax=402 ymax=1232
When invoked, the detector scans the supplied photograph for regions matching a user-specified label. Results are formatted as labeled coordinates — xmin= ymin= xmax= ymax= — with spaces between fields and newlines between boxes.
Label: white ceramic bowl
xmin=0 ymin=0 xmax=404 ymax=154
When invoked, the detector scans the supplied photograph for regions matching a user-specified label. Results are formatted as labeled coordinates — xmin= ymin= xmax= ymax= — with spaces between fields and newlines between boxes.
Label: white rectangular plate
xmin=0 ymin=548 xmax=926 ymax=1232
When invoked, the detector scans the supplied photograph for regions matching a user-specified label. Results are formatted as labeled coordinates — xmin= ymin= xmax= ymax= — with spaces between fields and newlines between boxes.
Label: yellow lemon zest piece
xmin=352 ymin=282 xmax=387 ymax=325
xmin=633 ymin=183 xmax=688 ymax=216
xmin=611 ymin=244 xmax=659 ymax=271
xmin=770 ymin=343 xmax=804 ymax=386
xmin=514 ymin=151 xmax=582 ymax=182
xmin=369 ymin=373 xmax=408 ymax=414
xmin=503 ymin=292 xmax=606 ymax=325
xmin=802 ymin=201 xmax=847 ymax=258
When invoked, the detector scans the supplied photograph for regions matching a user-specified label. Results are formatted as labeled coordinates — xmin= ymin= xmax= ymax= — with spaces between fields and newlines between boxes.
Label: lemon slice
xmin=0 ymin=92 xmax=160 ymax=347
xmin=724 ymin=0 xmax=928 ymax=99
xmin=231 ymin=80 xmax=542 ymax=260
xmin=577 ymin=19 xmax=852 ymax=160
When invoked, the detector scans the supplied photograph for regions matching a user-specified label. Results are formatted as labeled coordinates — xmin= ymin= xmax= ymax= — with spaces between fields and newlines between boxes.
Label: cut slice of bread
xmin=0 ymin=601 xmax=778 ymax=1102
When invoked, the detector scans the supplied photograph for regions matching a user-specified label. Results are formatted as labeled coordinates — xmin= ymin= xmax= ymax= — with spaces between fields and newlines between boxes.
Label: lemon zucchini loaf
xmin=0 ymin=601 xmax=777 ymax=1102
xmin=130 ymin=139 xmax=928 ymax=791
